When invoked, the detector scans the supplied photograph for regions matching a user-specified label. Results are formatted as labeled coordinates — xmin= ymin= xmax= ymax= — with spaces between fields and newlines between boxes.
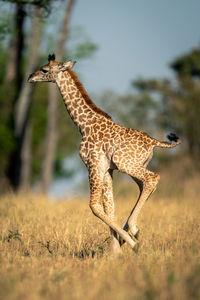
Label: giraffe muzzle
xmin=27 ymin=73 xmax=35 ymax=83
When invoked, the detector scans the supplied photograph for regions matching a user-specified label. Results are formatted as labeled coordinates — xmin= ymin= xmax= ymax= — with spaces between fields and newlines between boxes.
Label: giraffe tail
xmin=153 ymin=133 xmax=181 ymax=148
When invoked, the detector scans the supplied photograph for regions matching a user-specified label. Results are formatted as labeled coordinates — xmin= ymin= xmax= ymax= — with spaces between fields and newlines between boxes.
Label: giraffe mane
xmin=67 ymin=69 xmax=112 ymax=120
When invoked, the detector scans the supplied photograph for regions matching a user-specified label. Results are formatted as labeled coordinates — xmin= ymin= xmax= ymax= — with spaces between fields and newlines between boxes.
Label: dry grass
xmin=0 ymin=179 xmax=200 ymax=300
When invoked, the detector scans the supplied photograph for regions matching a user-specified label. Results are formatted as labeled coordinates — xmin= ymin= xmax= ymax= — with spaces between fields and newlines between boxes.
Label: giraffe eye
xmin=41 ymin=69 xmax=48 ymax=73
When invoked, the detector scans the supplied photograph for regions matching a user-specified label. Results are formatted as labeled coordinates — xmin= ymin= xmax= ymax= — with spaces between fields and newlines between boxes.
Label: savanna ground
xmin=0 ymin=160 xmax=200 ymax=300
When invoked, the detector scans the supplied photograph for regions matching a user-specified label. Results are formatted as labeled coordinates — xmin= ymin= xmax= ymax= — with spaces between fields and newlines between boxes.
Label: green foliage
xmin=170 ymin=48 xmax=200 ymax=78
xmin=0 ymin=18 xmax=11 ymax=41
xmin=0 ymin=44 xmax=9 ymax=81
xmin=3 ymin=230 xmax=22 ymax=243
xmin=0 ymin=126 xmax=14 ymax=169
xmin=0 ymin=47 xmax=15 ymax=174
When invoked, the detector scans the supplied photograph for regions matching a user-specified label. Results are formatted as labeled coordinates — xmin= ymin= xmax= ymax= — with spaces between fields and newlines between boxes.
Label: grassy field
xmin=0 ymin=170 xmax=200 ymax=300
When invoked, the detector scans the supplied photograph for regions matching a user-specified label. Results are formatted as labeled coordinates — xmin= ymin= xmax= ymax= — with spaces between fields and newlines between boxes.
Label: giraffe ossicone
xmin=28 ymin=55 xmax=181 ymax=254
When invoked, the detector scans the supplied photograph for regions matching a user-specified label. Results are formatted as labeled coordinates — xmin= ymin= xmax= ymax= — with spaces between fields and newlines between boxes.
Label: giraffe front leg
xmin=121 ymin=222 xmax=140 ymax=242
xmin=89 ymin=167 xmax=139 ymax=252
xmin=118 ymin=222 xmax=139 ymax=247
xmin=102 ymin=170 xmax=121 ymax=254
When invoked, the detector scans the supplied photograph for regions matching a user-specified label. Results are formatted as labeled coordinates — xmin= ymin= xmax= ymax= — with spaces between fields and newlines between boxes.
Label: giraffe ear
xmin=59 ymin=60 xmax=76 ymax=71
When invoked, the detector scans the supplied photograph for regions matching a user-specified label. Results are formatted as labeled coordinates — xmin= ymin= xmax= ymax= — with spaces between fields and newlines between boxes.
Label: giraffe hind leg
xmin=112 ymin=149 xmax=160 ymax=246
xmin=117 ymin=171 xmax=159 ymax=247
xmin=118 ymin=224 xmax=140 ymax=246
xmin=123 ymin=171 xmax=159 ymax=246
xmin=143 ymin=152 xmax=153 ymax=168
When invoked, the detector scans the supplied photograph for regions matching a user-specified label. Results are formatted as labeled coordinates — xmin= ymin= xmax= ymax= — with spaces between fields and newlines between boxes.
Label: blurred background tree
xmin=0 ymin=0 xmax=97 ymax=193
xmin=133 ymin=48 xmax=200 ymax=162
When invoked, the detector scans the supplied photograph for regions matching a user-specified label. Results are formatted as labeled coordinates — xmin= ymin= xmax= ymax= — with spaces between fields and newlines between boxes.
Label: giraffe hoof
xmin=129 ymin=224 xmax=140 ymax=239
xmin=128 ymin=230 xmax=138 ymax=243
xmin=133 ymin=241 xmax=140 ymax=253
xmin=119 ymin=237 xmax=125 ymax=247
xmin=134 ymin=229 xmax=140 ymax=240
xmin=118 ymin=230 xmax=139 ymax=247
xmin=116 ymin=233 xmax=124 ymax=247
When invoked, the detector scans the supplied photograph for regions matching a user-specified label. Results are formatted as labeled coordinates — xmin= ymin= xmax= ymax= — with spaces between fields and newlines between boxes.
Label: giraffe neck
xmin=55 ymin=70 xmax=112 ymax=136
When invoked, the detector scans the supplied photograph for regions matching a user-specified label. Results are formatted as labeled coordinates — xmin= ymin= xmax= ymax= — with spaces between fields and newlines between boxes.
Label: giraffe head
xmin=28 ymin=54 xmax=76 ymax=83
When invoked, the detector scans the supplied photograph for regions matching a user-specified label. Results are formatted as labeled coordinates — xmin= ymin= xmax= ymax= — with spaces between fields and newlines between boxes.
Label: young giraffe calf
xmin=28 ymin=55 xmax=180 ymax=253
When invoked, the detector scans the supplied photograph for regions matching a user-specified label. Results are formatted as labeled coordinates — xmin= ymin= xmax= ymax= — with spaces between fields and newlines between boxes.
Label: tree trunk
xmin=40 ymin=84 xmax=58 ymax=192
xmin=40 ymin=0 xmax=76 ymax=193
xmin=5 ymin=3 xmax=26 ymax=188
xmin=8 ymin=7 xmax=42 ymax=190
xmin=4 ymin=3 xmax=25 ymax=89
xmin=19 ymin=124 xmax=32 ymax=192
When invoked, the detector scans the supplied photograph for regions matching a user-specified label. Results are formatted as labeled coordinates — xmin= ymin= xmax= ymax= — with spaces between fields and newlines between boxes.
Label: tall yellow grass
xmin=0 ymin=170 xmax=200 ymax=300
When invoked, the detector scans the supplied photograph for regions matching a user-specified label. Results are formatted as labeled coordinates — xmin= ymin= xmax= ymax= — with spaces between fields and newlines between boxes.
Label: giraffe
xmin=28 ymin=55 xmax=181 ymax=253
